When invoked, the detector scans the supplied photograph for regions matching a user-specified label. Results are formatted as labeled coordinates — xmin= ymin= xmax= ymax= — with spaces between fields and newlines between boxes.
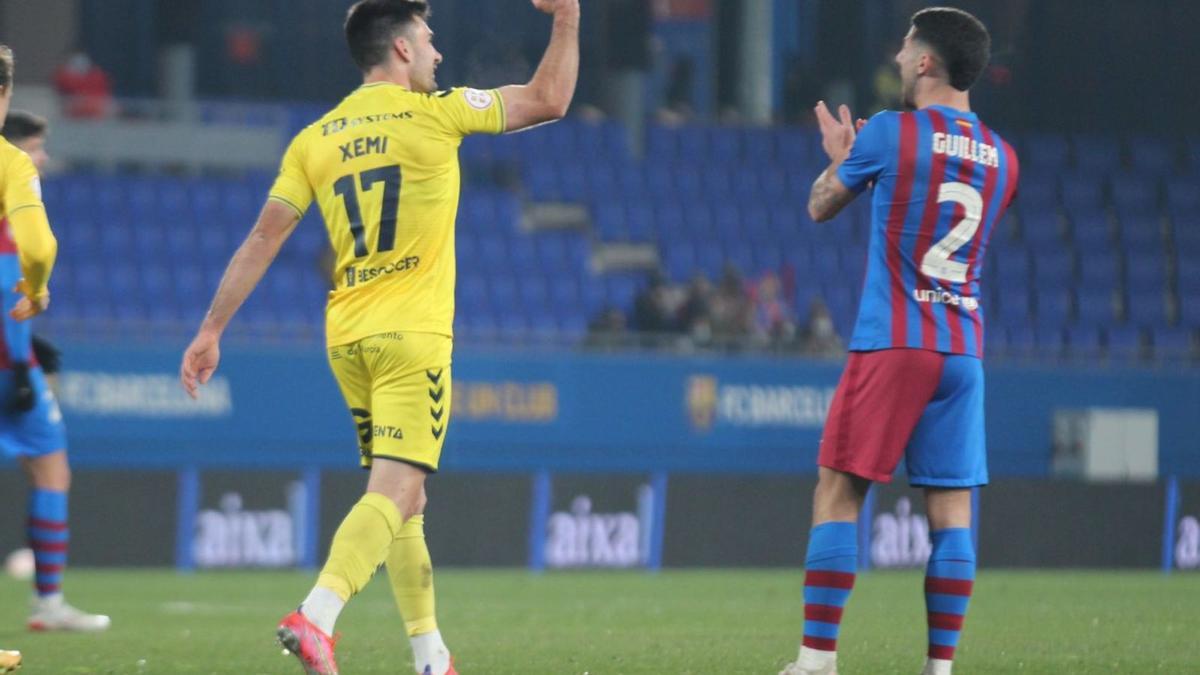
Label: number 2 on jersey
xmin=333 ymin=164 xmax=402 ymax=258
xmin=921 ymin=181 xmax=982 ymax=284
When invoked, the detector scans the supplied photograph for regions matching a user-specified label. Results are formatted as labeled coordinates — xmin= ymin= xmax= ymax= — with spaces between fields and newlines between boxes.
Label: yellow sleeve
xmin=8 ymin=203 xmax=57 ymax=297
xmin=267 ymin=132 xmax=314 ymax=218
xmin=430 ymin=87 xmax=507 ymax=138
xmin=3 ymin=150 xmax=44 ymax=218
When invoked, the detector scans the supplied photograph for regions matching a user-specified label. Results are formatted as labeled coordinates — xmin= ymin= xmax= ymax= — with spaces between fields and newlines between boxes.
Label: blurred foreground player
xmin=180 ymin=1 xmax=579 ymax=673
xmin=781 ymin=9 xmax=1017 ymax=675
xmin=0 ymin=49 xmax=109 ymax=634
xmin=0 ymin=648 xmax=18 ymax=673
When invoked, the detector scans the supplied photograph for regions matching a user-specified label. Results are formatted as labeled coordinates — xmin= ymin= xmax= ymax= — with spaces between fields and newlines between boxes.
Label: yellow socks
xmin=315 ymin=492 xmax=402 ymax=603
xmin=386 ymin=514 xmax=438 ymax=637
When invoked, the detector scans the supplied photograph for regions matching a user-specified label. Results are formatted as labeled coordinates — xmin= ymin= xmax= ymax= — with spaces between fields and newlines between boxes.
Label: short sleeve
xmin=268 ymin=133 xmax=315 ymax=217
xmin=3 ymin=150 xmax=44 ymax=217
xmin=836 ymin=112 xmax=892 ymax=194
xmin=430 ymin=87 xmax=506 ymax=138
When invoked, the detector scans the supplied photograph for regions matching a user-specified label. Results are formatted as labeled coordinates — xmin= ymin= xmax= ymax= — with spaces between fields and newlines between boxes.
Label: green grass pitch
xmin=0 ymin=569 xmax=1196 ymax=673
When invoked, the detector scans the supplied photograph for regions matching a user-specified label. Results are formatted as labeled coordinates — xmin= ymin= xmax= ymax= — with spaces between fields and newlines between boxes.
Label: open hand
xmin=9 ymin=279 xmax=49 ymax=322
xmin=814 ymin=100 xmax=857 ymax=166
xmin=180 ymin=330 xmax=221 ymax=400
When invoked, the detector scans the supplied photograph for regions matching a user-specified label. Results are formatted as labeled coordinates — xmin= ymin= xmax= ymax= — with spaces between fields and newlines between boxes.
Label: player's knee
xmin=27 ymin=451 xmax=70 ymax=491
xmin=813 ymin=468 xmax=869 ymax=522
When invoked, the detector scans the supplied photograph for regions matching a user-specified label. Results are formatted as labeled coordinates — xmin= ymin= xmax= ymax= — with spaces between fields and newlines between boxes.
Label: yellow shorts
xmin=327 ymin=331 xmax=452 ymax=471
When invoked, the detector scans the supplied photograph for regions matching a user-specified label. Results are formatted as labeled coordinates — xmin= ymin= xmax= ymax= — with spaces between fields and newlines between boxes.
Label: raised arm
xmin=497 ymin=0 xmax=580 ymax=132
xmin=180 ymin=199 xmax=300 ymax=398
xmin=808 ymin=101 xmax=860 ymax=223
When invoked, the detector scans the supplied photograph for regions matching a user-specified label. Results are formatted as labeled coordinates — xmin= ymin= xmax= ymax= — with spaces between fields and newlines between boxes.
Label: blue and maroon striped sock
xmin=924 ymin=528 xmax=976 ymax=662
xmin=801 ymin=521 xmax=858 ymax=653
xmin=27 ymin=489 xmax=69 ymax=598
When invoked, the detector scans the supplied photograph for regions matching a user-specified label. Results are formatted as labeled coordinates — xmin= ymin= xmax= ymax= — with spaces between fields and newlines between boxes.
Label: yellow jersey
xmin=0 ymin=137 xmax=44 ymax=225
xmin=268 ymin=83 xmax=506 ymax=346
xmin=0 ymin=138 xmax=56 ymax=296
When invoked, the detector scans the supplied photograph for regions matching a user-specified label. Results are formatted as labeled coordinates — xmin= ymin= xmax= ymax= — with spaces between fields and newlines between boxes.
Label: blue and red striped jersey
xmin=0 ymin=216 xmax=33 ymax=369
xmin=836 ymin=105 xmax=1018 ymax=358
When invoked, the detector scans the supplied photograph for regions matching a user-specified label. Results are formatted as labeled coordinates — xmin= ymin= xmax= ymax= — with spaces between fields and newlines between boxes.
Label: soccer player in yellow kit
xmin=180 ymin=1 xmax=579 ymax=673
xmin=0 ymin=43 xmax=62 ymax=674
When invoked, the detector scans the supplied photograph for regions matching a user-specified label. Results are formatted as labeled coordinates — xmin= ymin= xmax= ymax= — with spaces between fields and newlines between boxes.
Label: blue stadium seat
xmin=1166 ymin=175 xmax=1200 ymax=214
xmin=524 ymin=164 xmax=560 ymax=202
xmin=614 ymin=165 xmax=649 ymax=201
xmin=1072 ymin=135 xmax=1122 ymax=174
xmin=1125 ymin=254 xmax=1166 ymax=295
xmin=577 ymin=281 xmax=607 ymax=317
xmin=776 ymin=129 xmax=812 ymax=165
xmin=1076 ymin=289 xmax=1115 ymax=324
xmin=549 ymin=277 xmax=580 ymax=308
xmin=518 ymin=277 xmax=549 ymax=309
xmin=997 ymin=289 xmax=1032 ymax=325
xmin=100 ymin=223 xmax=136 ymax=256
xmin=1119 ymin=215 xmax=1163 ymax=254
xmin=604 ymin=274 xmax=641 ymax=311
xmin=1128 ymin=137 xmax=1175 ymax=174
xmin=673 ymin=166 xmax=703 ymax=200
xmin=1063 ymin=325 xmax=1102 ymax=357
xmin=646 ymin=163 xmax=676 ymax=198
xmin=1151 ymin=327 xmax=1195 ymax=359
xmin=509 ymin=237 xmax=537 ymax=271
xmin=1179 ymin=292 xmax=1200 ymax=328
xmin=699 ymin=165 xmax=732 ymax=200
xmin=1035 ymin=291 xmax=1072 ymax=327
xmin=1125 ymin=290 xmax=1168 ymax=327
xmin=457 ymin=274 xmax=488 ymax=313
xmin=1023 ymin=133 xmax=1070 ymax=171
xmin=1177 ymin=258 xmax=1200 ymax=297
xmin=558 ymin=313 xmax=588 ymax=341
xmin=488 ymin=274 xmax=518 ymax=310
xmin=708 ymin=128 xmax=741 ymax=164
xmin=1105 ymin=325 xmax=1145 ymax=359
xmin=1014 ymin=177 xmax=1058 ymax=212
xmin=1072 ymin=219 xmax=1113 ymax=252
xmin=624 ymin=202 xmax=656 ymax=243
xmin=1060 ymin=173 xmax=1104 ymax=212
xmin=1078 ymin=254 xmax=1119 ymax=291
xmin=1019 ymin=212 xmax=1063 ymax=246
xmin=477 ymin=234 xmax=509 ymax=269
xmin=461 ymin=313 xmax=498 ymax=342
xmin=741 ymin=129 xmax=776 ymax=165
xmin=663 ymin=246 xmax=696 ymax=282
xmin=993 ymin=246 xmax=1032 ymax=286
xmin=1032 ymin=250 xmax=1075 ymax=286
xmin=585 ymin=163 xmax=618 ymax=198
xmin=1110 ymin=175 xmax=1159 ymax=213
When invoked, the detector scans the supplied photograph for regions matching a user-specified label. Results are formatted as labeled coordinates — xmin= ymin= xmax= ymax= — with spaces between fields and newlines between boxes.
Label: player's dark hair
xmin=344 ymin=0 xmax=431 ymax=72
xmin=910 ymin=7 xmax=991 ymax=91
xmin=0 ymin=45 xmax=13 ymax=91
xmin=2 ymin=110 xmax=48 ymax=142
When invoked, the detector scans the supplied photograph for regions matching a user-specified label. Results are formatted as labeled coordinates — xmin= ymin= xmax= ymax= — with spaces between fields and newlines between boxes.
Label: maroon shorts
xmin=817 ymin=348 xmax=986 ymax=486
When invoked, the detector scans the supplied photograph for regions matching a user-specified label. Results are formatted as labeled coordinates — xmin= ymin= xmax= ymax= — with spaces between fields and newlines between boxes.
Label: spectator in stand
xmin=709 ymin=263 xmax=752 ymax=344
xmin=633 ymin=271 xmax=677 ymax=336
xmin=53 ymin=51 xmax=113 ymax=119
xmin=799 ymin=296 xmax=844 ymax=358
xmin=584 ymin=305 xmax=629 ymax=350
xmin=752 ymin=272 xmax=797 ymax=346
xmin=677 ymin=274 xmax=714 ymax=348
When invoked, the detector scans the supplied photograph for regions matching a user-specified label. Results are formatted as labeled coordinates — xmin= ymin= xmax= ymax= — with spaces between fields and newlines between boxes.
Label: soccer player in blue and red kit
xmin=0 ymin=102 xmax=110 ymax=631
xmin=780 ymin=8 xmax=1017 ymax=675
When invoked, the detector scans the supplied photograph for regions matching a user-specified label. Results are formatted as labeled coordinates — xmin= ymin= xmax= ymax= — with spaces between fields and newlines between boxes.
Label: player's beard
xmin=413 ymin=64 xmax=437 ymax=94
